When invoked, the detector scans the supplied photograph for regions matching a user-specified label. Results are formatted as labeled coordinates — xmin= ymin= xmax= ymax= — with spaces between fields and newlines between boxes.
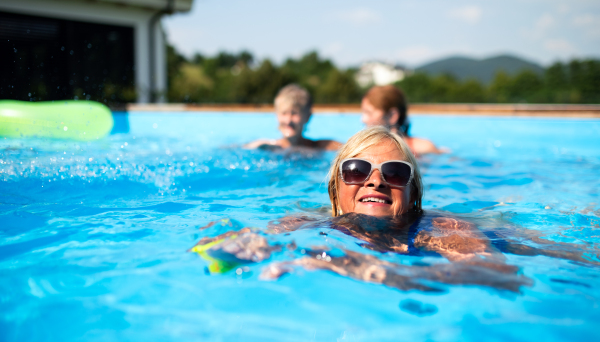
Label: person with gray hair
xmin=245 ymin=84 xmax=341 ymax=150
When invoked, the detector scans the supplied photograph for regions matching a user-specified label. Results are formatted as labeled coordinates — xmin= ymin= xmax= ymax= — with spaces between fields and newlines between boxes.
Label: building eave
xmin=23 ymin=0 xmax=194 ymax=13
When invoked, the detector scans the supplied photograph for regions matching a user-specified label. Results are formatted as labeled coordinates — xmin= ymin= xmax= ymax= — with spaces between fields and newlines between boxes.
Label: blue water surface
xmin=1 ymin=113 xmax=599 ymax=341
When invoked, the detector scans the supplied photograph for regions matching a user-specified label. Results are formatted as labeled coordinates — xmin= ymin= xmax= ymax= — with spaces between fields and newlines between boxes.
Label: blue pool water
xmin=1 ymin=113 xmax=599 ymax=341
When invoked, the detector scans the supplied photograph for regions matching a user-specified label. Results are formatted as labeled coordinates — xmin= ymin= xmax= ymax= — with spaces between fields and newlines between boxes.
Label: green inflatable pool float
xmin=0 ymin=100 xmax=114 ymax=141
xmin=190 ymin=235 xmax=240 ymax=274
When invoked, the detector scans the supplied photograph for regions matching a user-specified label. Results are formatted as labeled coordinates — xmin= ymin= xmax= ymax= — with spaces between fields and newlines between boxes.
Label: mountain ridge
xmin=414 ymin=55 xmax=544 ymax=84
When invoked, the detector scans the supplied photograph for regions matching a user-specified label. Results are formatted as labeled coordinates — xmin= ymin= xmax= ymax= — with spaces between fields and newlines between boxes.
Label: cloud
xmin=322 ymin=42 xmax=344 ymax=56
xmin=573 ymin=14 xmax=596 ymax=26
xmin=535 ymin=13 xmax=555 ymax=32
xmin=336 ymin=8 xmax=382 ymax=26
xmin=448 ymin=6 xmax=482 ymax=24
xmin=572 ymin=14 xmax=600 ymax=38
xmin=544 ymin=39 xmax=577 ymax=53
xmin=524 ymin=13 xmax=555 ymax=39
xmin=557 ymin=4 xmax=570 ymax=14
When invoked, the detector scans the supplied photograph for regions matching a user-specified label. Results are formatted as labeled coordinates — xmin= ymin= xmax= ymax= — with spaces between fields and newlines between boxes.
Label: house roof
xmin=56 ymin=0 xmax=193 ymax=13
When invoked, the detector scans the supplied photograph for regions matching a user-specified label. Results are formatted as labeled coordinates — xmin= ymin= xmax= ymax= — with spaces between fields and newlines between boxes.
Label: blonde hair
xmin=274 ymin=84 xmax=312 ymax=119
xmin=328 ymin=126 xmax=423 ymax=217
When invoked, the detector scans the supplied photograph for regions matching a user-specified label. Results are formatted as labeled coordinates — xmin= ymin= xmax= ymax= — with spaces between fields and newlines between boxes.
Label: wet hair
xmin=328 ymin=126 xmax=423 ymax=217
xmin=274 ymin=84 xmax=313 ymax=120
xmin=363 ymin=85 xmax=409 ymax=135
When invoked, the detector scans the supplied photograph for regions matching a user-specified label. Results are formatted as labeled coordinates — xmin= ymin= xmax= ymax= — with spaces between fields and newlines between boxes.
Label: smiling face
xmin=338 ymin=139 xmax=413 ymax=217
xmin=276 ymin=102 xmax=308 ymax=138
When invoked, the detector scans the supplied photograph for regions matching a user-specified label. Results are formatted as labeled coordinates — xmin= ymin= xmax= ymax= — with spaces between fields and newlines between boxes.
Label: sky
xmin=163 ymin=0 xmax=600 ymax=68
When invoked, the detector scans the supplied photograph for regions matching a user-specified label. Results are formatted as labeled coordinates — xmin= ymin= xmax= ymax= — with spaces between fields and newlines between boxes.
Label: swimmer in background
xmin=361 ymin=85 xmax=446 ymax=156
xmin=245 ymin=84 xmax=342 ymax=151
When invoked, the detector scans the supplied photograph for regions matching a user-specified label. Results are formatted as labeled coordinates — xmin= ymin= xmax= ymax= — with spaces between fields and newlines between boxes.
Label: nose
xmin=365 ymin=169 xmax=387 ymax=189
xmin=361 ymin=113 xmax=369 ymax=125
xmin=281 ymin=113 xmax=293 ymax=125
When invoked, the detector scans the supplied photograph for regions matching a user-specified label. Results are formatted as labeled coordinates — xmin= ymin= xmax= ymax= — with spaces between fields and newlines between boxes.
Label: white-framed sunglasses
xmin=339 ymin=158 xmax=413 ymax=187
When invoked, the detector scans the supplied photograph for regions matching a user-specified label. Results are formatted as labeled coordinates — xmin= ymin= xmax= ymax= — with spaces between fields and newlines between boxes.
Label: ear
xmin=386 ymin=108 xmax=400 ymax=127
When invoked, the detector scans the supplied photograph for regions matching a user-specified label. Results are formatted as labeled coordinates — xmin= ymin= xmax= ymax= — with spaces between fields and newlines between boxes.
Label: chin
xmin=353 ymin=202 xmax=396 ymax=217
xmin=355 ymin=208 xmax=394 ymax=217
xmin=364 ymin=211 xmax=394 ymax=217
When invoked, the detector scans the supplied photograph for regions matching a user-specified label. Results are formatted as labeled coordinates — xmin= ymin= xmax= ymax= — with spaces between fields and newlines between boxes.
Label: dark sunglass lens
xmin=341 ymin=160 xmax=371 ymax=183
xmin=381 ymin=162 xmax=412 ymax=186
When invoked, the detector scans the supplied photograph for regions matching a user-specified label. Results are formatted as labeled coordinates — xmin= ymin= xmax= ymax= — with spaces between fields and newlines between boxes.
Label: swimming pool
xmin=1 ymin=113 xmax=599 ymax=341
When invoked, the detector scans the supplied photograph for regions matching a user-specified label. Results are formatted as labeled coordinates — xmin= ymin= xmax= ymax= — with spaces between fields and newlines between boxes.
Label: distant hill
xmin=415 ymin=55 xmax=544 ymax=84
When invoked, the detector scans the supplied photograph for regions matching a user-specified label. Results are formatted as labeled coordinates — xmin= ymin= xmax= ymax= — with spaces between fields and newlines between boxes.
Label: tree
xmin=168 ymin=63 xmax=213 ymax=102
xmin=166 ymin=43 xmax=599 ymax=105
xmin=317 ymin=69 xmax=361 ymax=103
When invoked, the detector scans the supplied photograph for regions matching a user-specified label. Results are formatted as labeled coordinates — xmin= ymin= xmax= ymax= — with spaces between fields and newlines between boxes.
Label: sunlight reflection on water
xmin=1 ymin=114 xmax=599 ymax=341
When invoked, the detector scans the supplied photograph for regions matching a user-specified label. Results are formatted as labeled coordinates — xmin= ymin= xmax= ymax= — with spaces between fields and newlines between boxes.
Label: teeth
xmin=360 ymin=197 xmax=388 ymax=203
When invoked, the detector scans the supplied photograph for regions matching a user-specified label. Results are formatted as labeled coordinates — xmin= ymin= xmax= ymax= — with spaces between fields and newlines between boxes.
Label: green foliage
xmin=168 ymin=63 xmax=213 ymax=102
xmin=317 ymin=69 xmax=362 ymax=103
xmin=233 ymin=59 xmax=296 ymax=103
xmin=167 ymin=44 xmax=600 ymax=104
xmin=166 ymin=46 xmax=361 ymax=104
xmin=398 ymin=59 xmax=600 ymax=104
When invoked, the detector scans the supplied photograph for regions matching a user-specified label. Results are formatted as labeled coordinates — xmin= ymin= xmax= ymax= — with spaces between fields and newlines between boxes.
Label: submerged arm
xmin=414 ymin=217 xmax=505 ymax=264
xmin=261 ymin=248 xmax=531 ymax=293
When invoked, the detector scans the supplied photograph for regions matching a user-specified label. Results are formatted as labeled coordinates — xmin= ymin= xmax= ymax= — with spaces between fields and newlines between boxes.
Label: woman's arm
xmin=243 ymin=139 xmax=282 ymax=150
xmin=414 ymin=217 xmax=504 ymax=263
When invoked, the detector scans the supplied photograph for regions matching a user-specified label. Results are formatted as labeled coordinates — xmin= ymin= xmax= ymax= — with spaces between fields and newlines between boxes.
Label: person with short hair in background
xmin=361 ymin=85 xmax=445 ymax=156
xmin=245 ymin=84 xmax=341 ymax=150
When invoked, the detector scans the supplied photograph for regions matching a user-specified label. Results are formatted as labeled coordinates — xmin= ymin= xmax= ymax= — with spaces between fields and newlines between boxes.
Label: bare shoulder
xmin=316 ymin=139 xmax=342 ymax=151
xmin=244 ymin=139 xmax=281 ymax=149
xmin=408 ymin=137 xmax=446 ymax=155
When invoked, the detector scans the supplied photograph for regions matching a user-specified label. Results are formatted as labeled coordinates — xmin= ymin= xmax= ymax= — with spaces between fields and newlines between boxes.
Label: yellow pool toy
xmin=0 ymin=100 xmax=114 ymax=141
xmin=190 ymin=234 xmax=241 ymax=274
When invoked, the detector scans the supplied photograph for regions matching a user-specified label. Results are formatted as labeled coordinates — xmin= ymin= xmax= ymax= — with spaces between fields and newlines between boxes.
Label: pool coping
xmin=124 ymin=103 xmax=600 ymax=118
